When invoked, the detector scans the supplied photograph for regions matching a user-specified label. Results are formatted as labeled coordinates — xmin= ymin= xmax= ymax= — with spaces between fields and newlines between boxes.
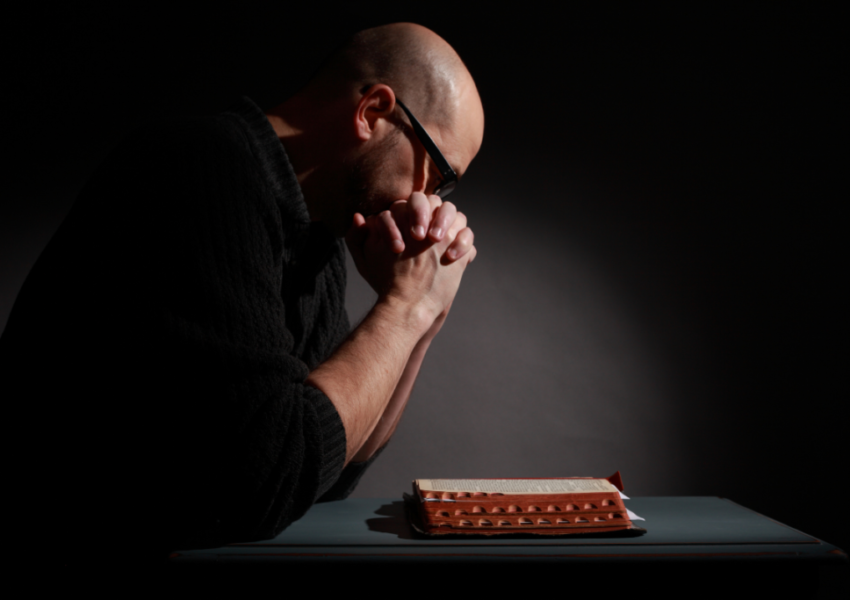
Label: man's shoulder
xmin=75 ymin=98 xmax=303 ymax=231
xmin=129 ymin=111 xmax=256 ymax=164
xmin=86 ymin=110 xmax=272 ymax=203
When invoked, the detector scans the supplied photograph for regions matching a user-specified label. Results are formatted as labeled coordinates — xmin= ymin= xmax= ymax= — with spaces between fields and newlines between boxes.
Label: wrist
xmin=374 ymin=294 xmax=435 ymax=339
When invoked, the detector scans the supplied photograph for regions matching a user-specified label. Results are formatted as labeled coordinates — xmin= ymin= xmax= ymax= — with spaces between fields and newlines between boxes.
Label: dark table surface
xmin=169 ymin=496 xmax=847 ymax=566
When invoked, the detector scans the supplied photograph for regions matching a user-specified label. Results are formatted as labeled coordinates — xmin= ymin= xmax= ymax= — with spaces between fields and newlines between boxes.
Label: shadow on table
xmin=365 ymin=501 xmax=417 ymax=540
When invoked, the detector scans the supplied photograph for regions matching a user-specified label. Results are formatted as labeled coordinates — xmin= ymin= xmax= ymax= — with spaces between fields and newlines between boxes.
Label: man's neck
xmin=265 ymin=96 xmax=346 ymax=230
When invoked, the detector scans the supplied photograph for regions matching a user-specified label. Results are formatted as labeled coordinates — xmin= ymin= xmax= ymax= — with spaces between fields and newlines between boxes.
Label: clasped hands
xmin=346 ymin=191 xmax=476 ymax=335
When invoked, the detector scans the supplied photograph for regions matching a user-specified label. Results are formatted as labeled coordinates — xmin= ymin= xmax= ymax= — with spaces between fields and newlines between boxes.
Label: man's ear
xmin=354 ymin=84 xmax=397 ymax=142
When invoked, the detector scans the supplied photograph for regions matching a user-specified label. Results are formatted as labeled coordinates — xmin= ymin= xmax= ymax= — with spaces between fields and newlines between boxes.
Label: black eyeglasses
xmin=396 ymin=99 xmax=458 ymax=198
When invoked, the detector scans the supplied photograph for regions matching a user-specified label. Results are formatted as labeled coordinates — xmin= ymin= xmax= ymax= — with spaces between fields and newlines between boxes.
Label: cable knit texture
xmin=0 ymin=97 xmax=372 ymax=557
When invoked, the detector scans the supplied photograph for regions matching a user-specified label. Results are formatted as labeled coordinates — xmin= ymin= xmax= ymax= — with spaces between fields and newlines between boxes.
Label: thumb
xmin=345 ymin=213 xmax=368 ymax=249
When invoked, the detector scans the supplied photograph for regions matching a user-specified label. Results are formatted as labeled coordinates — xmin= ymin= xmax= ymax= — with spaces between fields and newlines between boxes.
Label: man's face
xmin=343 ymin=122 xmax=458 ymax=226
xmin=342 ymin=84 xmax=484 ymax=231
xmin=344 ymin=125 xmax=407 ymax=221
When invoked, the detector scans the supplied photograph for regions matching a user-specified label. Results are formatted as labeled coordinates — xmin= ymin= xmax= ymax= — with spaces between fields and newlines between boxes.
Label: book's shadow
xmin=365 ymin=501 xmax=417 ymax=540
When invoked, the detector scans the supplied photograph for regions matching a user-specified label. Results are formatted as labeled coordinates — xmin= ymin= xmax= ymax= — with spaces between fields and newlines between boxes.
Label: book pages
xmin=417 ymin=478 xmax=618 ymax=494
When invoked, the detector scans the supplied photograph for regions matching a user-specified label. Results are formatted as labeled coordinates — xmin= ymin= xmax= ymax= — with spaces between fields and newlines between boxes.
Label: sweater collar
xmin=222 ymin=96 xmax=338 ymax=268
xmin=222 ymin=96 xmax=311 ymax=231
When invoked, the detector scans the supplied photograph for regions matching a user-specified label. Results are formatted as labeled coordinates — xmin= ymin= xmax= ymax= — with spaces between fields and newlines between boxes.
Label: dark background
xmin=3 ymin=4 xmax=845 ymax=557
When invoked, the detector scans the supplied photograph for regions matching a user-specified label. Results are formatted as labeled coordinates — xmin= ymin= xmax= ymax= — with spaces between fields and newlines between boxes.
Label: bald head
xmin=305 ymin=23 xmax=476 ymax=131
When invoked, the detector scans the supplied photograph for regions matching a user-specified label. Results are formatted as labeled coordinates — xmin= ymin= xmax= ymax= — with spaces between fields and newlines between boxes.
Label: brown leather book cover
xmin=406 ymin=471 xmax=645 ymax=537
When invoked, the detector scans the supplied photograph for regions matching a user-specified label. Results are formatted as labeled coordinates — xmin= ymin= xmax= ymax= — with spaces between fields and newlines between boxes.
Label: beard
xmin=344 ymin=128 xmax=405 ymax=221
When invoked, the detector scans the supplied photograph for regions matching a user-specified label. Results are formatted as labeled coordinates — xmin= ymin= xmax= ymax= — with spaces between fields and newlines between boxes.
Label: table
xmin=167 ymin=497 xmax=847 ymax=595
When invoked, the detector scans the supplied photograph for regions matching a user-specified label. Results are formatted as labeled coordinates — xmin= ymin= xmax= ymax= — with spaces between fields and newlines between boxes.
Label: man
xmin=1 ymin=22 xmax=484 ymax=561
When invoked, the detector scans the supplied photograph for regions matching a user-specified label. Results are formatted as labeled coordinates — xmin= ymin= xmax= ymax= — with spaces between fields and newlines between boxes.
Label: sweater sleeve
xmin=66 ymin=116 xmax=347 ymax=549
xmin=316 ymin=444 xmax=387 ymax=503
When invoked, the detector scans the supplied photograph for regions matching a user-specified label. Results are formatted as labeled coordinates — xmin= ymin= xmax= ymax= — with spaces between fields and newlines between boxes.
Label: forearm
xmin=305 ymin=296 xmax=430 ymax=466
xmin=350 ymin=335 xmax=432 ymax=463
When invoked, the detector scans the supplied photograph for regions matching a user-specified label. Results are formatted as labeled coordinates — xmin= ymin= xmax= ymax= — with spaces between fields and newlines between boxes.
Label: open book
xmin=405 ymin=471 xmax=645 ymax=536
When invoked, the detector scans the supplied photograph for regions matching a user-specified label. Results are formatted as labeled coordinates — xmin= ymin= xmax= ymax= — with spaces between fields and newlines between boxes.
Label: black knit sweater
xmin=1 ymin=97 xmax=374 ymax=555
